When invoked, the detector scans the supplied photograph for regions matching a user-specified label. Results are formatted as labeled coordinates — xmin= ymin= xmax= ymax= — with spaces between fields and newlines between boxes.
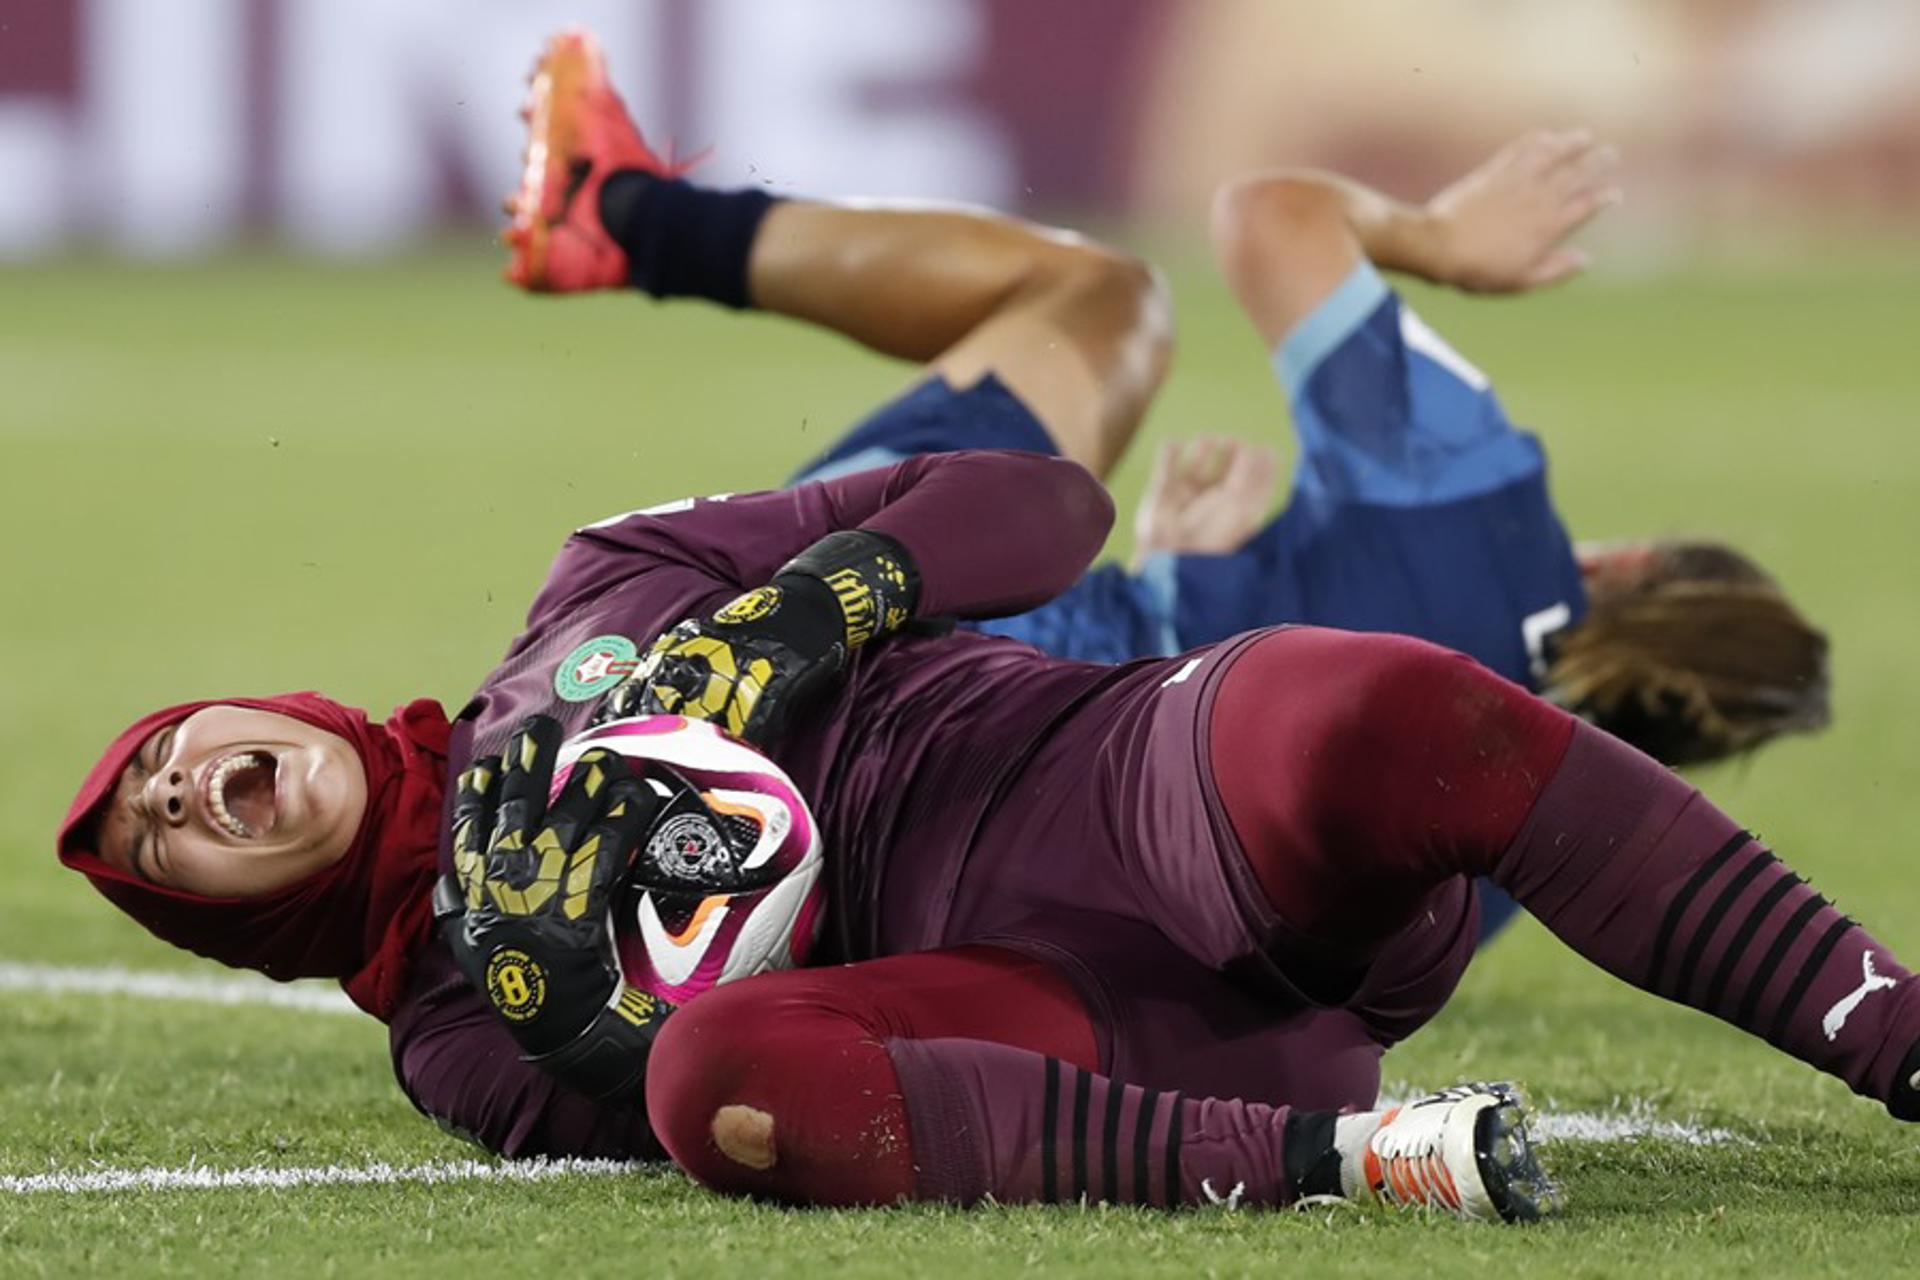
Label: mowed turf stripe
xmin=1 ymin=1157 xmax=640 ymax=1196
xmin=0 ymin=962 xmax=355 ymax=1014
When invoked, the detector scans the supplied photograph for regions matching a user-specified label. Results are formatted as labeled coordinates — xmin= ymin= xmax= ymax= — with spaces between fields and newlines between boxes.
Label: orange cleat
xmin=503 ymin=28 xmax=693 ymax=292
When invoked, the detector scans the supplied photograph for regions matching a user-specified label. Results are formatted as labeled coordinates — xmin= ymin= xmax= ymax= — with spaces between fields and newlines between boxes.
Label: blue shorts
xmin=788 ymin=373 xmax=1057 ymax=486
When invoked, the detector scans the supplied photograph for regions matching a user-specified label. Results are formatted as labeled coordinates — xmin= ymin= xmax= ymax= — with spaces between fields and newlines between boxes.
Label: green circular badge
xmin=554 ymin=634 xmax=640 ymax=702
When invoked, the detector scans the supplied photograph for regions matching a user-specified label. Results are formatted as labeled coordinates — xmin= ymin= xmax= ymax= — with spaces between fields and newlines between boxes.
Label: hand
xmin=601 ymin=529 xmax=920 ymax=746
xmin=598 ymin=579 xmax=846 ymax=746
xmin=1132 ymin=437 xmax=1279 ymax=564
xmin=1425 ymin=129 xmax=1622 ymax=294
xmin=447 ymin=715 xmax=673 ymax=1097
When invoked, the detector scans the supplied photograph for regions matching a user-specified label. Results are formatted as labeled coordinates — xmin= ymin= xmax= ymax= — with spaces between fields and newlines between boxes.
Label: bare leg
xmin=747 ymin=201 xmax=1171 ymax=479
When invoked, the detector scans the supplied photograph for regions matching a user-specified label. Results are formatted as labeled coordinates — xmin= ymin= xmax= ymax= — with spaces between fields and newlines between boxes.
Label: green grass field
xmin=4 ymin=242 xmax=1920 ymax=1275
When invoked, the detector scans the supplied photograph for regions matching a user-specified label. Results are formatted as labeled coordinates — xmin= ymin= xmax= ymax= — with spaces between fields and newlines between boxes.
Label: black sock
xmin=1282 ymin=1109 xmax=1342 ymax=1200
xmin=597 ymin=171 xmax=779 ymax=309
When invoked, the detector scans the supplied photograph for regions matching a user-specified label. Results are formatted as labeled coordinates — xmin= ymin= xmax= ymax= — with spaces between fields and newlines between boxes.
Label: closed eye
xmin=124 ymin=728 xmax=174 ymax=884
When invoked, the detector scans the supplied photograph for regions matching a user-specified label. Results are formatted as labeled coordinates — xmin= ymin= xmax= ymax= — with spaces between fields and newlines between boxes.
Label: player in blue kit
xmin=797 ymin=131 xmax=1819 ymax=740
xmin=503 ymin=42 xmax=1827 ymax=935
xmin=783 ymin=132 xmax=1828 ymax=936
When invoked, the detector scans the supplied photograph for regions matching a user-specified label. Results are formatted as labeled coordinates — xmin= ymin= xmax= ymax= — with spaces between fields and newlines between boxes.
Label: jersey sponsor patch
xmin=554 ymin=635 xmax=640 ymax=702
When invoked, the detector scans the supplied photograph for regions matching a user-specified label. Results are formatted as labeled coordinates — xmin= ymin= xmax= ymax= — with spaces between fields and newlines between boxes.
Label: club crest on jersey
xmin=648 ymin=813 xmax=732 ymax=883
xmin=554 ymin=634 xmax=640 ymax=701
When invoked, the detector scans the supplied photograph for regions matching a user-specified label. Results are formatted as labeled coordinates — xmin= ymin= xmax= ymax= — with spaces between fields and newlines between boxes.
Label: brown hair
xmin=1544 ymin=542 xmax=1830 ymax=767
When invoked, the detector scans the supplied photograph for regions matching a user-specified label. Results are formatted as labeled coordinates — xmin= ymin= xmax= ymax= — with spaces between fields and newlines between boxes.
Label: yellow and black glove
xmin=436 ymin=714 xmax=674 ymax=1102
xmin=599 ymin=529 xmax=920 ymax=746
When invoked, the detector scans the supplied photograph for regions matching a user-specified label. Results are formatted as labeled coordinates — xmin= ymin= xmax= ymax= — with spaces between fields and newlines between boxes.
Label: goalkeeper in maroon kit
xmin=57 ymin=31 xmax=1911 ymax=1224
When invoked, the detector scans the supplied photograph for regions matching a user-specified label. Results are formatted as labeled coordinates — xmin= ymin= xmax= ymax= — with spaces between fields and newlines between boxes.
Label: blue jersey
xmin=979 ymin=262 xmax=1587 ymax=689
xmin=794 ymin=261 xmax=1585 ymax=695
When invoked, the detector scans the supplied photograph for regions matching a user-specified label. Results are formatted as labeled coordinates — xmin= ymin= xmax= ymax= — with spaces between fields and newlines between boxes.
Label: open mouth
xmin=204 ymin=751 xmax=279 ymax=839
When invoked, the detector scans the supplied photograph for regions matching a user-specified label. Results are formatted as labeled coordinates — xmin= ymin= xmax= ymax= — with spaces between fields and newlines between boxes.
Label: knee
xmin=644 ymin=981 xmax=782 ymax=1185
xmin=1088 ymin=250 xmax=1173 ymax=357
xmin=644 ymin=972 xmax=886 ymax=1193
xmin=1084 ymin=250 xmax=1173 ymax=402
xmin=1049 ymin=247 xmax=1173 ymax=432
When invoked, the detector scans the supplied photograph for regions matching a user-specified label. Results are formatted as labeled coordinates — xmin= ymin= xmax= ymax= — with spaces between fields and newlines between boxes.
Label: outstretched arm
xmin=1126 ymin=130 xmax=1620 ymax=560
xmin=1211 ymin=129 xmax=1622 ymax=347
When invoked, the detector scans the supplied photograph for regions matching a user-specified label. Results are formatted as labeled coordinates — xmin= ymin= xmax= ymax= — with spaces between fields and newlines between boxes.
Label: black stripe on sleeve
xmin=1163 ymin=1093 xmax=1184 ymax=1207
xmin=1070 ymin=1066 xmax=1092 ymax=1202
xmin=1768 ymin=916 xmax=1855 ymax=1044
xmin=1734 ymin=894 xmax=1827 ymax=1028
xmin=1041 ymin=1057 xmax=1060 ymax=1203
xmin=1672 ymin=849 xmax=1776 ymax=998
xmin=1132 ymin=1089 xmax=1161 ymax=1206
xmin=1647 ymin=831 xmax=1751 ymax=991
xmin=1701 ymin=869 xmax=1801 ymax=1014
xmin=1101 ymin=1082 xmax=1125 ymax=1203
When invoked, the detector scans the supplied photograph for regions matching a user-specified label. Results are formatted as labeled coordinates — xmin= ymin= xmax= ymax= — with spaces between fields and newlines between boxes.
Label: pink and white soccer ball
xmin=549 ymin=715 xmax=825 ymax=1006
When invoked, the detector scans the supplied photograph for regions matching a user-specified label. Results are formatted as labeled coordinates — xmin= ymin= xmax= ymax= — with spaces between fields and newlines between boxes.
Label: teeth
xmin=207 ymin=752 xmax=270 ymax=839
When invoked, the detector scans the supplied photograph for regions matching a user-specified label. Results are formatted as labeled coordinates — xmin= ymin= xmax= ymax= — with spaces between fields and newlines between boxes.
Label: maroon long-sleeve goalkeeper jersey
xmin=390 ymin=450 xmax=1130 ymax=1158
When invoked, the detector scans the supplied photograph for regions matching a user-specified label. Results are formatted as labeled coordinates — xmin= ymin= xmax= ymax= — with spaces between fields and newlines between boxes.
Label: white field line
xmin=1533 ymin=1097 xmax=1744 ymax=1147
xmin=4 ymin=1104 xmax=1736 ymax=1197
xmin=1380 ymin=1089 xmax=1745 ymax=1147
xmin=0 ymin=965 xmax=1742 ymax=1198
xmin=0 ymin=1157 xmax=640 ymax=1196
xmin=0 ymin=962 xmax=355 ymax=1014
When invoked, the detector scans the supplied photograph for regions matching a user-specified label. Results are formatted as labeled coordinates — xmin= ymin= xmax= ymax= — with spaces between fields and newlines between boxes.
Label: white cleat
xmin=1354 ymin=1083 xmax=1560 ymax=1223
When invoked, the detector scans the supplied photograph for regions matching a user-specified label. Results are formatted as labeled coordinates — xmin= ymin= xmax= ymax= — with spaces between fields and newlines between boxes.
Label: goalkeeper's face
xmin=93 ymin=704 xmax=368 ymax=898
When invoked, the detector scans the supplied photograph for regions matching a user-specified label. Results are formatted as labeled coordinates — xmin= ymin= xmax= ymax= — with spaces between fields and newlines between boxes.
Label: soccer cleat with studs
xmin=503 ymin=27 xmax=695 ymax=292
xmin=1358 ymin=1082 xmax=1560 ymax=1223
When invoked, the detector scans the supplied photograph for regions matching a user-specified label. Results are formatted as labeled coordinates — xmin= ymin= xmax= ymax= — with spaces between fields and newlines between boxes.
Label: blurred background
xmin=5 ymin=0 xmax=1920 ymax=257
xmin=2 ymin=0 xmax=1918 ymax=970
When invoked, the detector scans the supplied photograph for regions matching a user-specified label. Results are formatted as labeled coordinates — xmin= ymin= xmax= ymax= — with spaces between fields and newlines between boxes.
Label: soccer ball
xmin=549 ymin=715 xmax=825 ymax=1006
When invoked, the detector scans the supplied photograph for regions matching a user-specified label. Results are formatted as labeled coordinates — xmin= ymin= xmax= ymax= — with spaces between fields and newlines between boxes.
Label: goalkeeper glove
xmin=599 ymin=529 xmax=920 ymax=746
xmin=438 ymin=714 xmax=675 ymax=1102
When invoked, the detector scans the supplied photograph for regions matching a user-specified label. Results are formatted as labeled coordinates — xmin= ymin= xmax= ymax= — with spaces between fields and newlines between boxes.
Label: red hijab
xmin=57 ymin=693 xmax=452 ymax=1022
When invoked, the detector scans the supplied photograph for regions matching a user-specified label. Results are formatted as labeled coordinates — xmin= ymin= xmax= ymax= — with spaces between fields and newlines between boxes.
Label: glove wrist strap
xmin=777 ymin=529 xmax=922 ymax=650
xmin=524 ymin=986 xmax=672 ymax=1103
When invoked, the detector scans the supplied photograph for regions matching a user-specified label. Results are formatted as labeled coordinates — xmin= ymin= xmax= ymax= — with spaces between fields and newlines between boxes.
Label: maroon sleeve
xmin=858 ymin=451 xmax=1115 ymax=619
xmin=527 ymin=450 xmax=1114 ymax=627
xmin=388 ymin=945 xmax=662 ymax=1161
